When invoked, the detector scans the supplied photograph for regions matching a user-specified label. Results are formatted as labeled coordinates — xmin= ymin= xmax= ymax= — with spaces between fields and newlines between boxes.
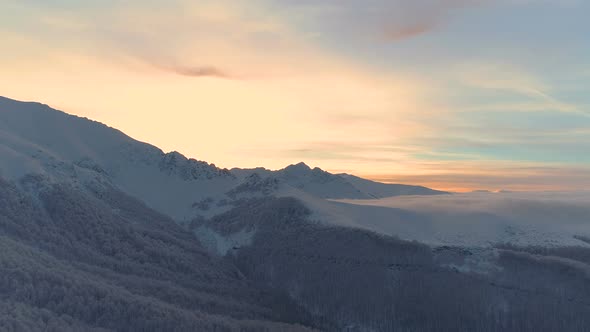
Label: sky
xmin=0 ymin=0 xmax=589 ymax=192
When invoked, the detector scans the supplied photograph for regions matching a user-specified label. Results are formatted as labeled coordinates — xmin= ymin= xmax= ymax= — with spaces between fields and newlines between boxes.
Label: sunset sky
xmin=1 ymin=0 xmax=589 ymax=191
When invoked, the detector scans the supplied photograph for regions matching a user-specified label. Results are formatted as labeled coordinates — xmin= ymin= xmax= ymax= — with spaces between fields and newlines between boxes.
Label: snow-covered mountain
xmin=0 ymin=96 xmax=327 ymax=331
xmin=3 ymin=95 xmax=589 ymax=249
xmin=0 ymin=96 xmax=240 ymax=221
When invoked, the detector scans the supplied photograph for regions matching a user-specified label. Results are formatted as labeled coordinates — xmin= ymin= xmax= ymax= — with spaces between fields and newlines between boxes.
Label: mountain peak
xmin=283 ymin=162 xmax=312 ymax=173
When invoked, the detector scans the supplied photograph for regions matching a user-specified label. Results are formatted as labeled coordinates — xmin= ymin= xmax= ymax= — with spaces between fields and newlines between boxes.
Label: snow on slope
xmin=0 ymin=96 xmax=237 ymax=221
xmin=325 ymin=192 xmax=590 ymax=247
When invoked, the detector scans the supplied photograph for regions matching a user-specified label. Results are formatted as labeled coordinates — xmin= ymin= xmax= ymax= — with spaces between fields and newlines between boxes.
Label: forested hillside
xmin=196 ymin=197 xmax=590 ymax=331
xmin=0 ymin=176 xmax=316 ymax=331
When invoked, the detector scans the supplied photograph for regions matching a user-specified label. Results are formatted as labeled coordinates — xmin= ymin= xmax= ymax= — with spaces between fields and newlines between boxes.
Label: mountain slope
xmin=0 ymin=96 xmax=322 ymax=330
xmin=0 ymin=175 xmax=316 ymax=331
xmin=0 ymin=96 xmax=239 ymax=221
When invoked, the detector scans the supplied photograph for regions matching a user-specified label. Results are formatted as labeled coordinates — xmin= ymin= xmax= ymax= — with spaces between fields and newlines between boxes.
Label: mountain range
xmin=1 ymin=95 xmax=590 ymax=331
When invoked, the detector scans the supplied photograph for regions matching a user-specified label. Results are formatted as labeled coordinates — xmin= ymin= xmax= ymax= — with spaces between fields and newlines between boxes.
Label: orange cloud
xmin=384 ymin=21 xmax=438 ymax=41
xmin=378 ymin=0 xmax=486 ymax=41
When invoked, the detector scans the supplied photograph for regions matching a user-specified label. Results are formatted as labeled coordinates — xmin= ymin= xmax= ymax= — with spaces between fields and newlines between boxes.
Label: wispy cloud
xmin=8 ymin=0 xmax=289 ymax=79
xmin=154 ymin=63 xmax=235 ymax=79
xmin=292 ymin=0 xmax=487 ymax=42
xmin=454 ymin=63 xmax=590 ymax=117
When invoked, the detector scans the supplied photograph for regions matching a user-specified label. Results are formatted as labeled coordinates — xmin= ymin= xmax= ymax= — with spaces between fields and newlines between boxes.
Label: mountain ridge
xmin=0 ymin=95 xmax=447 ymax=222
xmin=232 ymin=162 xmax=447 ymax=200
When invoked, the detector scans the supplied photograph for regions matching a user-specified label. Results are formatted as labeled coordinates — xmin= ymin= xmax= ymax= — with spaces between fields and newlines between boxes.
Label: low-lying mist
xmin=330 ymin=191 xmax=590 ymax=247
